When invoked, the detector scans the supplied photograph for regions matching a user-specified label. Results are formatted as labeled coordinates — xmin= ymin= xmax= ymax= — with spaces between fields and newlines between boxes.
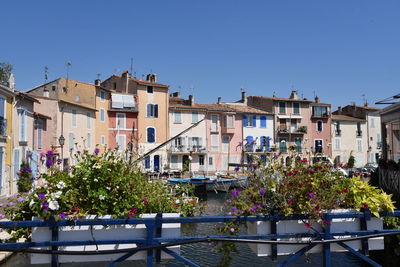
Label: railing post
xmin=146 ymin=218 xmax=155 ymax=267
xmin=155 ymin=212 xmax=163 ymax=263
xmin=360 ymin=208 xmax=371 ymax=256
xmin=323 ymin=213 xmax=332 ymax=267
xmin=271 ymin=211 xmax=278 ymax=261
xmin=49 ymin=216 xmax=59 ymax=267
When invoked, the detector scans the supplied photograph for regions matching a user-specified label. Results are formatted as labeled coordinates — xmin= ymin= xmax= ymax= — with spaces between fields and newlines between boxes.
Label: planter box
xmin=31 ymin=213 xmax=180 ymax=264
xmin=247 ymin=210 xmax=383 ymax=256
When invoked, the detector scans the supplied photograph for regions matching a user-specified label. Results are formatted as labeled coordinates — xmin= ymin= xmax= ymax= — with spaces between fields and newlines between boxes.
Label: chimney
xmin=94 ymin=79 xmax=101 ymax=86
xmin=351 ymin=101 xmax=356 ymax=106
xmin=188 ymin=95 xmax=194 ymax=106
xmin=146 ymin=74 xmax=157 ymax=83
xmin=289 ymin=90 xmax=298 ymax=99
xmin=315 ymin=96 xmax=320 ymax=103
xmin=121 ymin=71 xmax=130 ymax=93
xmin=170 ymin=92 xmax=181 ymax=98
xmin=217 ymin=97 xmax=222 ymax=104
xmin=241 ymin=91 xmax=247 ymax=104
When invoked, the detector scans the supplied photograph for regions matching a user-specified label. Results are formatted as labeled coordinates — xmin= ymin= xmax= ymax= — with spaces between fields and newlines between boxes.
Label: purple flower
xmin=94 ymin=148 xmax=100 ymax=155
xmin=17 ymin=197 xmax=24 ymax=202
xmin=0 ymin=213 xmax=5 ymax=219
xmin=46 ymin=150 xmax=55 ymax=157
xmin=38 ymin=193 xmax=45 ymax=199
xmin=250 ymin=205 xmax=262 ymax=211
xmin=58 ymin=213 xmax=66 ymax=219
xmin=42 ymin=201 xmax=49 ymax=211
xmin=231 ymin=190 xmax=239 ymax=198
xmin=46 ymin=159 xmax=54 ymax=168
xmin=230 ymin=228 xmax=235 ymax=233
xmin=7 ymin=202 xmax=14 ymax=207
xmin=40 ymin=152 xmax=46 ymax=158
xmin=230 ymin=206 xmax=237 ymax=212
xmin=234 ymin=167 xmax=240 ymax=172
xmin=259 ymin=188 xmax=266 ymax=195
xmin=308 ymin=192 xmax=315 ymax=198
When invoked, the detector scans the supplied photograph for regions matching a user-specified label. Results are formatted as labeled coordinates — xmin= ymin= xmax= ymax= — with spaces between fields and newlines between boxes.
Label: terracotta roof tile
xmin=249 ymin=95 xmax=312 ymax=103
xmin=331 ymin=114 xmax=365 ymax=122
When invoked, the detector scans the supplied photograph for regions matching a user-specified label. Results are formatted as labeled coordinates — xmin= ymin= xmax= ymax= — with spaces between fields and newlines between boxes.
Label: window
xmin=147 ymin=86 xmax=153 ymax=93
xmin=18 ymin=109 xmax=27 ymax=141
xmin=357 ymin=139 xmax=362 ymax=152
xmin=260 ymin=136 xmax=270 ymax=151
xmin=211 ymin=115 xmax=218 ymax=132
xmin=192 ymin=112 xmax=199 ymax=123
xmin=174 ymin=111 xmax=182 ymax=123
xmin=113 ymin=82 xmax=117 ymax=90
xmin=52 ymin=85 xmax=56 ymax=91
xmin=357 ymin=122 xmax=362 ymax=136
xmin=222 ymin=136 xmax=230 ymax=153
xmin=295 ymin=137 xmax=302 ymax=153
xmin=170 ymin=155 xmax=178 ymax=169
xmin=370 ymin=118 xmax=375 ymax=128
xmin=86 ymin=112 xmax=91 ymax=129
xmin=86 ymin=133 xmax=91 ymax=148
xmin=335 ymin=138 xmax=341 ymax=151
xmin=208 ymin=157 xmax=213 ymax=166
xmin=246 ymin=136 xmax=254 ymax=151
xmin=293 ymin=102 xmax=300 ymax=114
xmin=145 ymin=156 xmax=151 ymax=169
xmin=72 ymin=109 xmax=77 ymax=127
xmin=68 ymin=133 xmax=75 ymax=150
xmin=117 ymin=134 xmax=126 ymax=150
xmin=226 ymin=115 xmax=234 ymax=128
xmin=279 ymin=138 xmax=287 ymax=153
xmin=101 ymin=135 xmax=105 ymax=145
xmin=252 ymin=115 xmax=257 ymax=127
xmin=147 ymin=104 xmax=158 ymax=118
xmin=0 ymin=98 xmax=5 ymax=118
xmin=147 ymin=127 xmax=155 ymax=143
xmin=100 ymin=108 xmax=105 ymax=122
xmin=260 ymin=116 xmax=267 ymax=128
xmin=199 ymin=155 xmax=204 ymax=166
xmin=13 ymin=149 xmax=20 ymax=179
xmin=116 ymin=113 xmax=126 ymax=129
xmin=189 ymin=137 xmax=202 ymax=148
xmin=279 ymin=102 xmax=286 ymax=114
xmin=315 ymin=140 xmax=323 ymax=153
xmin=317 ymin=120 xmax=323 ymax=132
xmin=211 ymin=135 xmax=219 ymax=152
xmin=37 ymin=119 xmax=43 ymax=149
xmin=243 ymin=115 xmax=253 ymax=127
xmin=312 ymin=106 xmax=328 ymax=117
xmin=335 ymin=121 xmax=341 ymax=135
xmin=100 ymin=91 xmax=106 ymax=102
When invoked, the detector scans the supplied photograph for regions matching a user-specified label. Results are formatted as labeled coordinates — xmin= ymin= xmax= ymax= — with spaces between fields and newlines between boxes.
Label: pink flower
xmin=287 ymin=199 xmax=293 ymax=204
xmin=230 ymin=228 xmax=235 ymax=233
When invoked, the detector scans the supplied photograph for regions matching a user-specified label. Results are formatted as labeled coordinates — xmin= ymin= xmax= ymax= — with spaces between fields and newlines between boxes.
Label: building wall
xmin=310 ymin=117 xmax=332 ymax=157
xmin=0 ymin=94 xmax=14 ymax=196
xmin=366 ymin=113 xmax=382 ymax=163
xmin=95 ymin=88 xmax=110 ymax=151
xmin=108 ymin=111 xmax=138 ymax=151
xmin=331 ymin=120 xmax=368 ymax=167
xmin=33 ymin=98 xmax=59 ymax=152
xmin=206 ymin=112 xmax=242 ymax=173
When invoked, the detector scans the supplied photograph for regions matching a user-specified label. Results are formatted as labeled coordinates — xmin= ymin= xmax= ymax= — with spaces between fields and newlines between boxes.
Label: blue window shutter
xmin=247 ymin=136 xmax=254 ymax=151
xmin=147 ymin=127 xmax=155 ymax=143
xmin=260 ymin=136 xmax=266 ymax=149
xmin=145 ymin=156 xmax=150 ymax=169
xmin=252 ymin=115 xmax=257 ymax=127
xmin=0 ymin=98 xmax=4 ymax=118
xmin=260 ymin=116 xmax=266 ymax=128
xmin=243 ymin=115 xmax=248 ymax=127
xmin=147 ymin=104 xmax=151 ymax=117
xmin=266 ymin=137 xmax=271 ymax=152
xmin=154 ymin=104 xmax=158 ymax=118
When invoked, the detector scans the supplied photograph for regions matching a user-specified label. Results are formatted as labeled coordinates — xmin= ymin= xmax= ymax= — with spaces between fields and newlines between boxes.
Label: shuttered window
xmin=260 ymin=116 xmax=267 ymax=128
xmin=68 ymin=133 xmax=75 ymax=150
xmin=147 ymin=127 xmax=155 ymax=143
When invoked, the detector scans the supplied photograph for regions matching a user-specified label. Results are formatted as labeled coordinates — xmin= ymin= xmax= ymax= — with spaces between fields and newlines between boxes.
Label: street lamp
xmin=58 ymin=135 xmax=65 ymax=169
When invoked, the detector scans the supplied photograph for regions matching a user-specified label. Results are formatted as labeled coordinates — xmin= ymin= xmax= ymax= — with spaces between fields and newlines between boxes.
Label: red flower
xmin=287 ymin=199 xmax=293 ymax=204
xmin=363 ymin=203 xmax=369 ymax=209
xmin=304 ymin=222 xmax=311 ymax=228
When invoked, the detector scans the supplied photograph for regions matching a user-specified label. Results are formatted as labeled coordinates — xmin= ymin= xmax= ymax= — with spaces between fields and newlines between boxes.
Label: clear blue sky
xmin=2 ymin=0 xmax=399 ymax=109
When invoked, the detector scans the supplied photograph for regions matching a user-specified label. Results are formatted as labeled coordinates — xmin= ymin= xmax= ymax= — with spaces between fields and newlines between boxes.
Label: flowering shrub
xmin=17 ymin=162 xmax=33 ymax=193
xmin=0 ymin=149 xmax=199 ymax=242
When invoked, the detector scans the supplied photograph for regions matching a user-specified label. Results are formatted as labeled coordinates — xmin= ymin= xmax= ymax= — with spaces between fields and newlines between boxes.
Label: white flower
xmin=29 ymin=199 xmax=35 ymax=207
xmin=83 ymin=177 xmax=87 ymax=181
xmin=175 ymin=199 xmax=180 ymax=204
xmin=94 ymin=178 xmax=98 ymax=182
xmin=99 ymin=195 xmax=105 ymax=200
xmin=51 ymin=191 xmax=62 ymax=199
xmin=106 ymin=187 xmax=111 ymax=190
xmin=48 ymin=200 xmax=59 ymax=210
xmin=56 ymin=181 xmax=66 ymax=189
xmin=93 ymin=164 xmax=101 ymax=169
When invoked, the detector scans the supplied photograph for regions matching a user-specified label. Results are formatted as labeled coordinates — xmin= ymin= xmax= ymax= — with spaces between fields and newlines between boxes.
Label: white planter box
xmin=31 ymin=213 xmax=180 ymax=264
xmin=247 ymin=210 xmax=383 ymax=256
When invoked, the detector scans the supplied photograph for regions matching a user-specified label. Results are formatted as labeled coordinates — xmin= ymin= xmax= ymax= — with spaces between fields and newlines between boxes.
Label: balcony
xmin=311 ymin=112 xmax=330 ymax=118
xmin=277 ymin=126 xmax=307 ymax=134
xmin=221 ymin=127 xmax=235 ymax=134
xmin=109 ymin=93 xmax=138 ymax=112
xmin=0 ymin=117 xmax=7 ymax=136
xmin=356 ymin=130 xmax=362 ymax=137
xmin=109 ymin=102 xmax=138 ymax=112
xmin=335 ymin=129 xmax=341 ymax=136
xmin=245 ymin=146 xmax=271 ymax=153
xmin=169 ymin=145 xmax=207 ymax=154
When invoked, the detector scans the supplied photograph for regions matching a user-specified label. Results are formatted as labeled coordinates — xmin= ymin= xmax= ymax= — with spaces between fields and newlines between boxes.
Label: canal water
xmin=1 ymin=192 xmax=360 ymax=267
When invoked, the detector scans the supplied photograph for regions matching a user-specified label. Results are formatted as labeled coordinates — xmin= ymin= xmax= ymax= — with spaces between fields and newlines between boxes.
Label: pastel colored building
xmin=94 ymin=80 xmax=111 ymax=151
xmin=379 ymin=100 xmax=400 ymax=161
xmin=169 ymin=93 xmax=208 ymax=174
xmin=310 ymin=97 xmax=332 ymax=158
xmin=0 ymin=84 xmax=16 ymax=196
xmin=102 ymin=72 xmax=169 ymax=172
xmin=248 ymin=91 xmax=313 ymax=161
xmin=331 ymin=114 xmax=367 ymax=167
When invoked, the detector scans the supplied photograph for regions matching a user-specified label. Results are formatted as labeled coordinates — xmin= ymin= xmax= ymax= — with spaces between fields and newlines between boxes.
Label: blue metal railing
xmin=0 ymin=210 xmax=400 ymax=267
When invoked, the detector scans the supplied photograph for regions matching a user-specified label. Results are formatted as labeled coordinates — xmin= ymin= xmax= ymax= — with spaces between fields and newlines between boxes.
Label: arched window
xmin=147 ymin=127 xmax=155 ymax=143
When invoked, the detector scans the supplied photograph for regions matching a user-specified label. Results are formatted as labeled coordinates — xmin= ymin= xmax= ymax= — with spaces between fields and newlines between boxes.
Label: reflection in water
xmin=1 ymin=192 xmax=360 ymax=267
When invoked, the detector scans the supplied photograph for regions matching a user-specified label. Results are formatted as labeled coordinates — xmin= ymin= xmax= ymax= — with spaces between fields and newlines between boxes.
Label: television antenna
xmin=44 ymin=66 xmax=48 ymax=83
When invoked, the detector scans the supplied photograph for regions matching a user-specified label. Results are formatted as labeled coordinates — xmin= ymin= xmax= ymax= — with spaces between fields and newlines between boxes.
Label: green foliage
xmin=17 ymin=162 xmax=33 ymax=193
xmin=348 ymin=155 xmax=355 ymax=168
xmin=0 ymin=62 xmax=12 ymax=83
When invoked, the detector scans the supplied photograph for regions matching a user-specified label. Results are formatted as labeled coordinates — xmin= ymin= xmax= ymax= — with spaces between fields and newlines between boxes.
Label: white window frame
xmin=316 ymin=120 xmax=323 ymax=132
xmin=100 ymin=108 xmax=105 ymax=122
xmin=116 ymin=113 xmax=126 ymax=129
xmin=292 ymin=102 xmax=300 ymax=114
xmin=101 ymin=135 xmax=105 ymax=145
xmin=170 ymin=155 xmax=179 ymax=169
xmin=192 ymin=112 xmax=199 ymax=123
xmin=279 ymin=102 xmax=286 ymax=114
xmin=222 ymin=136 xmax=230 ymax=153
xmin=18 ymin=108 xmax=27 ymax=142
xmin=357 ymin=139 xmax=363 ymax=152
xmin=211 ymin=134 xmax=219 ymax=152
xmin=174 ymin=111 xmax=182 ymax=124
xmin=211 ymin=114 xmax=218 ymax=132
xmin=334 ymin=138 xmax=341 ymax=151
xmin=226 ymin=115 xmax=234 ymax=129
xmin=116 ymin=134 xmax=126 ymax=151
xmin=37 ymin=118 xmax=43 ymax=149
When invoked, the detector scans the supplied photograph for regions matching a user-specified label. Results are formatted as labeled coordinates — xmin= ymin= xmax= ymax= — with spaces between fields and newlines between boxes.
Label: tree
xmin=0 ymin=62 xmax=13 ymax=84
xmin=348 ymin=155 xmax=355 ymax=168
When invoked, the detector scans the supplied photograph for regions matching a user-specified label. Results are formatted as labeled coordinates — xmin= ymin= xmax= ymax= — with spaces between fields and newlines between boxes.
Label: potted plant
xmin=1 ymin=149 xmax=199 ymax=264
